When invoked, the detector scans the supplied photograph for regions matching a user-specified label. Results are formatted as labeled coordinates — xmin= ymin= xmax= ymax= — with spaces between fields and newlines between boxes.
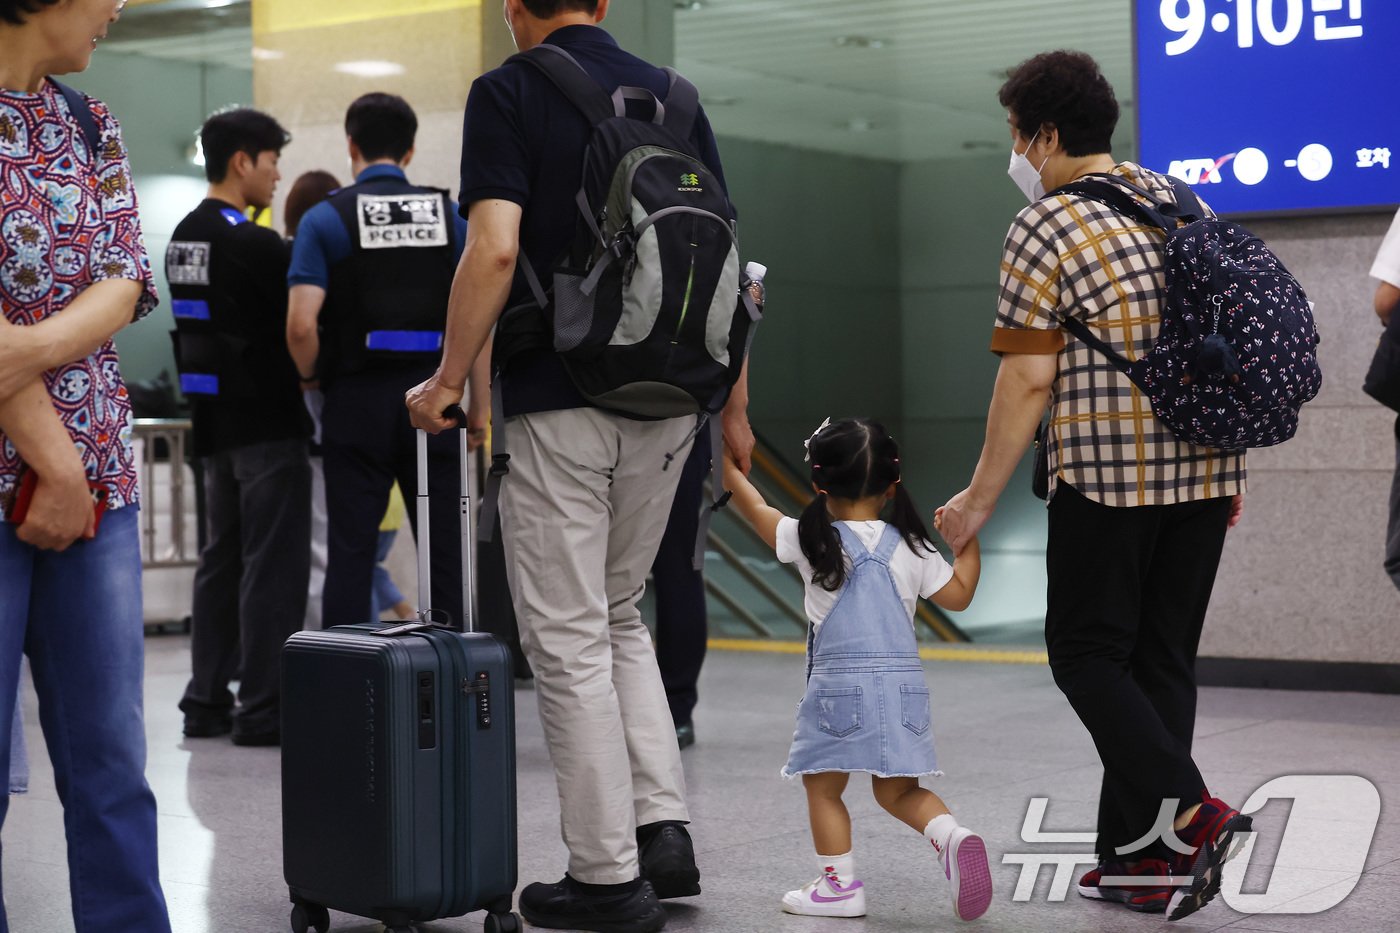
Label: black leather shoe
xmin=637 ymin=821 xmax=701 ymax=899
xmin=231 ymin=729 xmax=280 ymax=747
xmin=674 ymin=722 xmax=695 ymax=750
xmin=518 ymin=876 xmax=664 ymax=933
xmin=182 ymin=716 xmax=231 ymax=739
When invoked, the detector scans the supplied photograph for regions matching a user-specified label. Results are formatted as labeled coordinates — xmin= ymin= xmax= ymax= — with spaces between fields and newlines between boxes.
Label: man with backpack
xmin=936 ymin=51 xmax=1297 ymax=923
xmin=407 ymin=1 xmax=754 ymax=930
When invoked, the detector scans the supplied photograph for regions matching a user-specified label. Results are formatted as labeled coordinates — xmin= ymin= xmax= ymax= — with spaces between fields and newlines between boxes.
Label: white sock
xmin=924 ymin=814 xmax=959 ymax=859
xmin=817 ymin=851 xmax=855 ymax=886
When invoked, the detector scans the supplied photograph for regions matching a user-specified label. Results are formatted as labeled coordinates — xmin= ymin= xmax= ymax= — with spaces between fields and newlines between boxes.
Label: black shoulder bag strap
xmin=1044 ymin=174 xmax=1206 ymax=393
xmin=51 ymin=80 xmax=101 ymax=157
xmin=503 ymin=44 xmax=619 ymax=310
xmin=658 ymin=67 xmax=700 ymax=138
xmin=512 ymin=43 xmax=615 ymax=125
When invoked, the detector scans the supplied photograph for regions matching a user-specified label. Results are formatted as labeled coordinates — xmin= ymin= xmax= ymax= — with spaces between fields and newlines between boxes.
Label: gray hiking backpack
xmin=496 ymin=43 xmax=761 ymax=419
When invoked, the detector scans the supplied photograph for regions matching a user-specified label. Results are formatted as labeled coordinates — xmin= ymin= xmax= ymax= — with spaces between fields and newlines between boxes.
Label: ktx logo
xmin=1168 ymin=153 xmax=1237 ymax=185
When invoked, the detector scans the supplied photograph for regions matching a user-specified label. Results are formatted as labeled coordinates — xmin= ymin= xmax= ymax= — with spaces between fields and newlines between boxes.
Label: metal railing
xmin=132 ymin=419 xmax=197 ymax=568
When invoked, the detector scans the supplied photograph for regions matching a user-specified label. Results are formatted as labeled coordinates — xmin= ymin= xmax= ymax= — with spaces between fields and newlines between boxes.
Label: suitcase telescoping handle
xmin=414 ymin=405 xmax=476 ymax=633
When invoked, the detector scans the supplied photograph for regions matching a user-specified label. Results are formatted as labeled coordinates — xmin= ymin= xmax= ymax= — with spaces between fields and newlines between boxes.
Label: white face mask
xmin=1008 ymin=131 xmax=1050 ymax=202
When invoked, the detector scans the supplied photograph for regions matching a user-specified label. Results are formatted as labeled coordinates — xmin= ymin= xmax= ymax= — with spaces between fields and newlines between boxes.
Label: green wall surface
xmin=715 ymin=135 xmax=904 ymax=461
xmin=898 ymin=154 xmax=1050 ymax=639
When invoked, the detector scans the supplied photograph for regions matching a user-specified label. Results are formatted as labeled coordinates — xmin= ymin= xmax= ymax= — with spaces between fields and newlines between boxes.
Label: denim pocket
xmin=900 ymin=684 xmax=931 ymax=736
xmin=814 ymin=687 xmax=863 ymax=738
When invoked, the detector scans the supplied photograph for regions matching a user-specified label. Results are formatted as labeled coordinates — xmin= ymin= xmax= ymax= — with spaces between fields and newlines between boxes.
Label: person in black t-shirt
xmin=167 ymin=108 xmax=311 ymax=747
xmin=407 ymin=2 xmax=754 ymax=930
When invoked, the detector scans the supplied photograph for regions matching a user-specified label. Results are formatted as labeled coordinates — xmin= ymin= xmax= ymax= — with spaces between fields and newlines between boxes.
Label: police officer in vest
xmin=287 ymin=93 xmax=477 ymax=629
xmin=167 ymin=108 xmax=311 ymax=746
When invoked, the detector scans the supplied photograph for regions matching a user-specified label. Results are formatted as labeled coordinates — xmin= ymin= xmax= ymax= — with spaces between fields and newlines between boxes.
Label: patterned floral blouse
xmin=0 ymin=79 xmax=157 ymax=514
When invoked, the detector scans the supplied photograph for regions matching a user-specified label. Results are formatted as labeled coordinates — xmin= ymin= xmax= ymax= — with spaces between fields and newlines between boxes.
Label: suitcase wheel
xmin=485 ymin=912 xmax=521 ymax=933
xmin=289 ymin=901 xmax=330 ymax=933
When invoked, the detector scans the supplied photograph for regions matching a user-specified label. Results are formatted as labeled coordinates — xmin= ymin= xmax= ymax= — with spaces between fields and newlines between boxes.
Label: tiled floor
xmin=4 ymin=637 xmax=1399 ymax=933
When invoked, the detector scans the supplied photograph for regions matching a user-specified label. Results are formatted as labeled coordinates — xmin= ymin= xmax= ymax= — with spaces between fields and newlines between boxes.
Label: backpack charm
xmin=1186 ymin=332 xmax=1242 ymax=386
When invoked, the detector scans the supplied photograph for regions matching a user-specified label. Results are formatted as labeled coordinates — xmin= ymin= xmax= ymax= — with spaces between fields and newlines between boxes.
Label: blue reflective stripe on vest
xmin=180 ymin=373 xmax=220 ymax=395
xmin=364 ymin=330 xmax=444 ymax=352
xmin=172 ymin=299 xmax=211 ymax=320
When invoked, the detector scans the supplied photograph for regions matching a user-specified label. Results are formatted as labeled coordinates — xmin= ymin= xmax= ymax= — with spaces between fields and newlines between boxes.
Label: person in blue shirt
xmin=407 ymin=1 xmax=754 ymax=930
xmin=287 ymin=93 xmax=479 ymax=630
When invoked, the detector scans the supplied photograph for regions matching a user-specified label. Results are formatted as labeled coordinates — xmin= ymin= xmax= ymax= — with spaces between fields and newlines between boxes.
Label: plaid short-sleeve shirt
xmin=991 ymin=162 xmax=1246 ymax=507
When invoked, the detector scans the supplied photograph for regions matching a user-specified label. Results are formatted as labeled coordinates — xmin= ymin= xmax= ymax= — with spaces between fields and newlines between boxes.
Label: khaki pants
xmin=499 ymin=407 xmax=695 ymax=884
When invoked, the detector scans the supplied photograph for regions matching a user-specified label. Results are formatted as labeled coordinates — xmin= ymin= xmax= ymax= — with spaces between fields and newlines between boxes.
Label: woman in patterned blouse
xmin=0 ymin=1 xmax=172 ymax=930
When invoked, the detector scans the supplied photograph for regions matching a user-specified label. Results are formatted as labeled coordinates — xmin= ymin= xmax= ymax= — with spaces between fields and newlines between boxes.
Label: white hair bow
xmin=803 ymin=417 xmax=832 ymax=462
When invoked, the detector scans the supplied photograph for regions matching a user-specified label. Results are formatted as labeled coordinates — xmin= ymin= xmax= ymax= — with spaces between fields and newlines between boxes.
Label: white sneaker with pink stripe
xmin=780 ymin=873 xmax=867 ymax=918
xmin=939 ymin=827 xmax=993 ymax=921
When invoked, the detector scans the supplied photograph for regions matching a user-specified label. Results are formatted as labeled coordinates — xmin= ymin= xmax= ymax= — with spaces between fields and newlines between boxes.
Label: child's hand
xmin=951 ymin=533 xmax=977 ymax=559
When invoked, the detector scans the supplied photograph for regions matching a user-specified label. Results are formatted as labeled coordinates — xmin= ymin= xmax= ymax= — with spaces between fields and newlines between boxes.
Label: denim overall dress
xmin=782 ymin=523 xmax=940 ymax=779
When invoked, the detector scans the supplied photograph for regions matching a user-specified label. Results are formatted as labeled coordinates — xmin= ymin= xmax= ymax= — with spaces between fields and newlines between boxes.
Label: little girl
xmin=722 ymin=417 xmax=991 ymax=922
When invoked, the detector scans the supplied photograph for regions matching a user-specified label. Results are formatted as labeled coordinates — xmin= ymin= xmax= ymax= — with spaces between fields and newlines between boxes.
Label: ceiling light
xmin=834 ymin=36 xmax=890 ymax=49
xmin=334 ymin=60 xmax=406 ymax=78
xmin=845 ymin=117 xmax=875 ymax=133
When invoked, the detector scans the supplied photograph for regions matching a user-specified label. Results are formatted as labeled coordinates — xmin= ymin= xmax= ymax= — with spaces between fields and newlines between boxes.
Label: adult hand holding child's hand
xmin=936 ymin=487 xmax=992 ymax=555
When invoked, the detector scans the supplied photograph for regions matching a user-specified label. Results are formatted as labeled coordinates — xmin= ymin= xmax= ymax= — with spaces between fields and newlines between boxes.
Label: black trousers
xmin=1045 ymin=483 xmax=1231 ymax=861
xmin=650 ymin=438 xmax=710 ymax=728
xmin=180 ymin=437 xmax=311 ymax=734
xmin=321 ymin=368 xmax=464 ymax=629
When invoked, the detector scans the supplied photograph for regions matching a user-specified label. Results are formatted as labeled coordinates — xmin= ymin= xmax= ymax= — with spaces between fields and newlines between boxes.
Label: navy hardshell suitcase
xmin=281 ymin=423 xmax=520 ymax=933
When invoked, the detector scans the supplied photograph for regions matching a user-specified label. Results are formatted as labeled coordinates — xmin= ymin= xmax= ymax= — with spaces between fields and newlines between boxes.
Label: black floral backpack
xmin=1052 ymin=174 xmax=1321 ymax=451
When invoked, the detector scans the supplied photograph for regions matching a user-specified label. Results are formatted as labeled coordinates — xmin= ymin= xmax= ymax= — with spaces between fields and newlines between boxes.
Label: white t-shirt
xmin=775 ymin=518 xmax=955 ymax=633
xmin=1370 ymin=208 xmax=1400 ymax=285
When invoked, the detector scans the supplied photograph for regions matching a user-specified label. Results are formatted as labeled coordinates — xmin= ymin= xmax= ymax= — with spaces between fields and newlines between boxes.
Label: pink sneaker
xmin=940 ymin=827 xmax=993 ymax=921
xmin=780 ymin=873 xmax=867 ymax=918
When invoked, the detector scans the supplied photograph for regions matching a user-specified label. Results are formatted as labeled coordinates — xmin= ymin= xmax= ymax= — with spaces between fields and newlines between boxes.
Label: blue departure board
xmin=1136 ymin=0 xmax=1399 ymax=214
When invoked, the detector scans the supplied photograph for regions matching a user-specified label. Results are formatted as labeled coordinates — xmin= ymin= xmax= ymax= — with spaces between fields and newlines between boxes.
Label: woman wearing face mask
xmin=0 ymin=1 xmax=173 ymax=930
xmin=937 ymin=51 xmax=1249 ymax=924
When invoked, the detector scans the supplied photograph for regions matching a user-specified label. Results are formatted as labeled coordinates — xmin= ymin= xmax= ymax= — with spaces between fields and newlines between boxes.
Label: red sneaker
xmin=1079 ymin=859 xmax=1174 ymax=913
xmin=1166 ymin=793 xmax=1253 ymax=922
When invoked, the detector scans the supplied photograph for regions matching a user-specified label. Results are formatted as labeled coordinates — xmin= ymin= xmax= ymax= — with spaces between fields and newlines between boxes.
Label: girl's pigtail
xmin=798 ymin=492 xmax=846 ymax=591
xmin=889 ymin=482 xmax=938 ymax=557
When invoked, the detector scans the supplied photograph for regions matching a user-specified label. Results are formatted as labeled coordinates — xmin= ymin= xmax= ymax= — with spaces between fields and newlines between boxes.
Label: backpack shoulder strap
xmin=1052 ymin=178 xmax=1174 ymax=232
xmin=50 ymin=79 xmax=101 ymax=157
xmin=510 ymin=44 xmax=615 ymax=126
xmin=1161 ymin=175 xmax=1208 ymax=223
xmin=659 ymin=68 xmax=699 ymax=137
xmin=1058 ymin=314 xmax=1140 ymax=387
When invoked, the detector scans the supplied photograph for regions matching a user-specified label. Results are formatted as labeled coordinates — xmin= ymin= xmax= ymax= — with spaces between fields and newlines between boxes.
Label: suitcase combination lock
xmin=464 ymin=672 xmax=492 ymax=728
